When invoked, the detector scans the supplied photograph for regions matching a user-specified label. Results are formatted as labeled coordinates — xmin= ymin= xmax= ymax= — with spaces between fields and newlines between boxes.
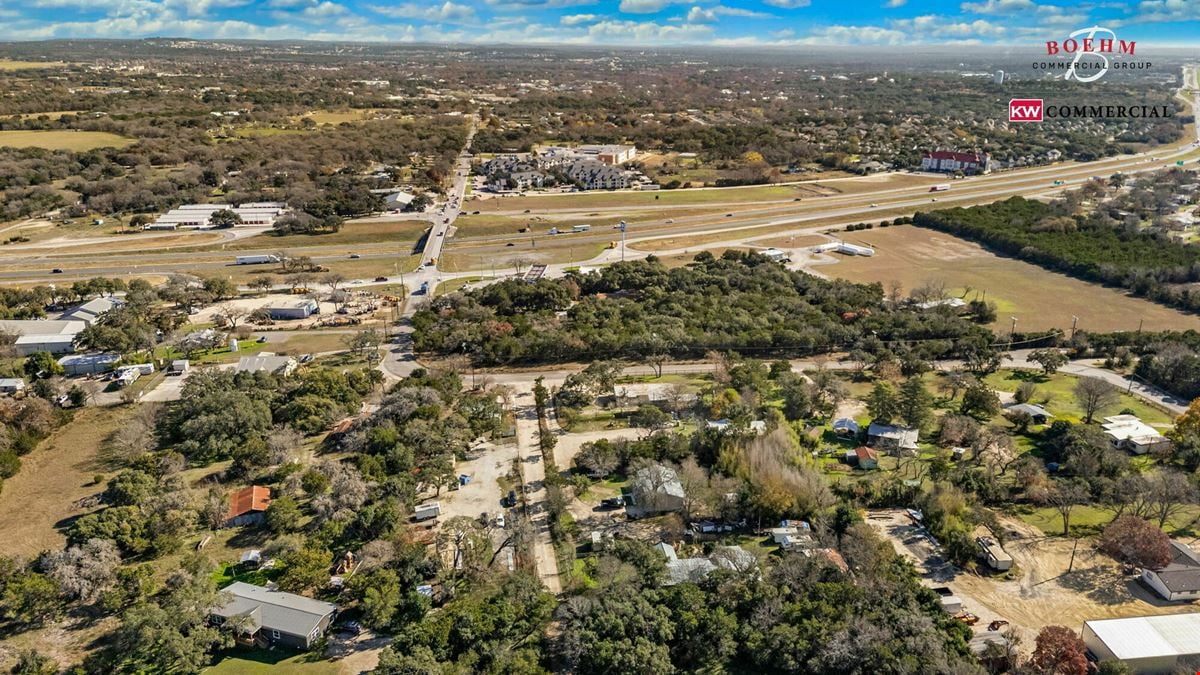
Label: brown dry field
xmin=955 ymin=518 xmax=1200 ymax=647
xmin=0 ymin=406 xmax=128 ymax=558
xmin=820 ymin=226 xmax=1200 ymax=333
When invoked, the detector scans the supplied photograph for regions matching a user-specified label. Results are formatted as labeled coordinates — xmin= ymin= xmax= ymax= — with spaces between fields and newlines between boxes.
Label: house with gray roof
xmin=627 ymin=464 xmax=685 ymax=518
xmin=1142 ymin=540 xmax=1200 ymax=601
xmin=237 ymin=354 xmax=298 ymax=377
xmin=210 ymin=582 xmax=338 ymax=649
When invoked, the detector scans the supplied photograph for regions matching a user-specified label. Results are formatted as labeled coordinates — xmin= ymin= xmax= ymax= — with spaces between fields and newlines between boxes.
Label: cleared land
xmin=0 ymin=60 xmax=67 ymax=70
xmin=0 ymin=129 xmax=133 ymax=150
xmin=819 ymin=226 xmax=1200 ymax=333
xmin=0 ymin=407 xmax=129 ymax=558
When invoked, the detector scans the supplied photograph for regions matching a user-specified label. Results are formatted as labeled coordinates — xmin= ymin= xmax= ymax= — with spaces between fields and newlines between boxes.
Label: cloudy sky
xmin=0 ymin=0 xmax=1196 ymax=46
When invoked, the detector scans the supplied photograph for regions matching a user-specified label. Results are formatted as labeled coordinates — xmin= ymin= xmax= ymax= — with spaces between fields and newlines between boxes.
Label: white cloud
xmin=892 ymin=14 xmax=1006 ymax=37
xmin=368 ymin=1 xmax=475 ymax=22
xmin=960 ymin=0 xmax=1034 ymax=13
xmin=763 ymin=0 xmax=811 ymax=7
xmin=884 ymin=0 xmax=907 ymax=6
xmin=1129 ymin=0 xmax=1200 ymax=23
xmin=618 ymin=0 xmax=688 ymax=13
xmin=797 ymin=24 xmax=908 ymax=44
xmin=686 ymin=4 xmax=768 ymax=22
xmin=587 ymin=18 xmax=713 ymax=41
xmin=560 ymin=13 xmax=599 ymax=25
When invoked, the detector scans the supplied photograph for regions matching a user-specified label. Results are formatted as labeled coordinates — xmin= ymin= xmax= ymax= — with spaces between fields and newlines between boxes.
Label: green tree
xmin=22 ymin=352 xmax=63 ymax=380
xmin=898 ymin=376 xmax=934 ymax=431
xmin=277 ymin=547 xmax=332 ymax=593
xmin=867 ymin=381 xmax=900 ymax=423
xmin=265 ymin=496 xmax=303 ymax=534
xmin=1029 ymin=349 xmax=1069 ymax=375
xmin=1 ymin=572 xmax=62 ymax=626
xmin=959 ymin=381 xmax=1001 ymax=419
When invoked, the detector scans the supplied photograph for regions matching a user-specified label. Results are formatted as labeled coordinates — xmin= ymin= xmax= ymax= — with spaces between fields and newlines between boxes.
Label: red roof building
xmin=226 ymin=486 xmax=272 ymax=525
xmin=921 ymin=150 xmax=991 ymax=175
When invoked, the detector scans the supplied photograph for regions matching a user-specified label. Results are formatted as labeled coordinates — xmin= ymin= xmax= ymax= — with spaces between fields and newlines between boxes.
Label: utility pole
xmin=1137 ymin=318 xmax=1144 ymax=334
xmin=1009 ymin=316 xmax=1018 ymax=349
xmin=619 ymin=220 xmax=627 ymax=262
xmin=1070 ymin=315 xmax=1079 ymax=340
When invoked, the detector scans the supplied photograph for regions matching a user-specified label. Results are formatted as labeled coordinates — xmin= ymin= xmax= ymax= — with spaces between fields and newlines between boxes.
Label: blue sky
xmin=1 ymin=0 xmax=1198 ymax=46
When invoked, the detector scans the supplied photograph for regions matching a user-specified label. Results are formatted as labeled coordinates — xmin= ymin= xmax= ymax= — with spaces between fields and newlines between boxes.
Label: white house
xmin=1141 ymin=541 xmax=1200 ymax=602
xmin=867 ymin=423 xmax=920 ymax=453
xmin=1102 ymin=415 xmax=1169 ymax=455
xmin=236 ymin=354 xmax=298 ymax=377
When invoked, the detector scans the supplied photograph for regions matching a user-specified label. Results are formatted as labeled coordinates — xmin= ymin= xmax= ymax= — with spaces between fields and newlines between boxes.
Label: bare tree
xmin=1073 ymin=377 xmax=1118 ymax=424
xmin=1043 ymin=479 xmax=1090 ymax=536
xmin=1145 ymin=470 xmax=1198 ymax=528
xmin=40 ymin=538 xmax=120 ymax=603
xmin=215 ymin=303 xmax=250 ymax=330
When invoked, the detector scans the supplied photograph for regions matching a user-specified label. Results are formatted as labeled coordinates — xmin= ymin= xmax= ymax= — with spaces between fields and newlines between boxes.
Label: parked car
xmin=299 ymin=353 xmax=314 ymax=363
xmin=495 ymin=514 xmax=506 ymax=528
xmin=337 ymin=620 xmax=362 ymax=637
xmin=503 ymin=490 xmax=517 ymax=507
xmin=600 ymin=496 xmax=625 ymax=509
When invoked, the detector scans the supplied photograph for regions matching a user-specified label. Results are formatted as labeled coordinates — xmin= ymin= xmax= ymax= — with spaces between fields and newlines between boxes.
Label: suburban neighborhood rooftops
xmin=212 ymin=582 xmax=337 ymax=638
xmin=1084 ymin=613 xmax=1200 ymax=661
xmin=227 ymin=486 xmax=271 ymax=520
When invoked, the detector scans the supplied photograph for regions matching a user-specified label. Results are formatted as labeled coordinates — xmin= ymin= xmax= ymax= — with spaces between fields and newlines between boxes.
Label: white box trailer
xmin=414 ymin=502 xmax=441 ymax=521
xmin=235 ymin=254 xmax=280 ymax=265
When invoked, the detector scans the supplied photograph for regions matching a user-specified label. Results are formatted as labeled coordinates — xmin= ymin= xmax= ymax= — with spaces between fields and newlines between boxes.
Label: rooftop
xmin=227 ymin=486 xmax=271 ymax=520
xmin=212 ymin=582 xmax=337 ymax=638
xmin=1085 ymin=613 xmax=1200 ymax=661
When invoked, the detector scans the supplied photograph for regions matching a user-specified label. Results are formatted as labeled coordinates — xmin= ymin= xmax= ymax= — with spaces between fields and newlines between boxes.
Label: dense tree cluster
xmin=414 ymin=251 xmax=1001 ymax=366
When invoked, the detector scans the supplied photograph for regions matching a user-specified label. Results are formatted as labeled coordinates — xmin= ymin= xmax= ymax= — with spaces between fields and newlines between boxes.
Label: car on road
xmin=374 ymin=276 xmax=388 ymax=282
xmin=348 ymin=253 xmax=361 ymax=258
xmin=437 ymin=231 xmax=444 ymax=236
xmin=51 ymin=268 xmax=63 ymax=274
xmin=256 ymin=335 xmax=268 ymax=343
xmin=725 ymin=213 xmax=732 ymax=217
xmin=506 ymin=242 xmax=515 ymax=247
xmin=299 ymin=353 xmax=314 ymax=363
xmin=870 ymin=203 xmax=877 ymax=208
xmin=665 ymin=219 xmax=674 ymax=223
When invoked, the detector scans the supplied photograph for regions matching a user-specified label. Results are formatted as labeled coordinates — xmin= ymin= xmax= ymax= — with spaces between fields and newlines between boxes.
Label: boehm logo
xmin=1009 ymin=99 xmax=1043 ymax=122
xmin=1038 ymin=26 xmax=1147 ymax=83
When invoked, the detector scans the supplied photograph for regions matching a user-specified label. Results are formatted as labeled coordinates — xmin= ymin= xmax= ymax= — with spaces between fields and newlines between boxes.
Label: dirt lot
xmin=823 ymin=226 xmax=1200 ymax=333
xmin=435 ymin=439 xmax=519 ymax=523
xmin=868 ymin=509 xmax=1200 ymax=648
xmin=0 ymin=406 xmax=130 ymax=558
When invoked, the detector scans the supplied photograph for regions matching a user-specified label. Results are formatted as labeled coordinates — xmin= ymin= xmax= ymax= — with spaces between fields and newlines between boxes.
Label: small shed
xmin=832 ymin=418 xmax=859 ymax=436
xmin=414 ymin=502 xmax=441 ymax=521
xmin=58 ymin=353 xmax=121 ymax=376
xmin=225 ymin=486 xmax=272 ymax=527
xmin=0 ymin=378 xmax=25 ymax=395
xmin=169 ymin=359 xmax=190 ymax=375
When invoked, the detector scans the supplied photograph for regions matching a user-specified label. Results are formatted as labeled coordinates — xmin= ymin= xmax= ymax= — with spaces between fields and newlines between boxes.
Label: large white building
xmin=0 ymin=319 xmax=87 ymax=356
xmin=1102 ymin=415 xmax=1170 ymax=455
xmin=147 ymin=202 xmax=288 ymax=230
xmin=1083 ymin=613 xmax=1200 ymax=674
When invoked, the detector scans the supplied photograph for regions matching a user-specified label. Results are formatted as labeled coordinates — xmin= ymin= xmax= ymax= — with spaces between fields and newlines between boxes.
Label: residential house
xmin=1141 ymin=541 xmax=1200 ymax=602
xmin=1004 ymin=402 xmax=1053 ymax=425
xmin=237 ymin=354 xmax=298 ymax=377
xmin=832 ymin=418 xmax=859 ymax=437
xmin=226 ymin=486 xmax=272 ymax=527
xmin=1083 ymin=613 xmax=1200 ymax=674
xmin=210 ymin=582 xmax=337 ymax=649
xmin=0 ymin=378 xmax=25 ymax=395
xmin=627 ymin=465 xmax=685 ymax=518
xmin=1102 ymin=415 xmax=1170 ymax=455
xmin=767 ymin=521 xmax=814 ymax=551
xmin=851 ymin=446 xmax=879 ymax=470
xmin=866 ymin=423 xmax=920 ymax=453
xmin=657 ymin=543 xmax=755 ymax=586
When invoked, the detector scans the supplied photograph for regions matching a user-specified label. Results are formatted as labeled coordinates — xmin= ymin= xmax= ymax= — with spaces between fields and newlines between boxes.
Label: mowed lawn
xmin=822 ymin=225 xmax=1200 ymax=333
xmin=0 ymin=406 xmax=130 ymax=557
xmin=0 ymin=129 xmax=133 ymax=151
xmin=983 ymin=369 xmax=1176 ymax=426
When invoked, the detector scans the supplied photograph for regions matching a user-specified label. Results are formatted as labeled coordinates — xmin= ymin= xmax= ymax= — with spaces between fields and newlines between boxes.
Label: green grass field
xmin=983 ymin=369 xmax=1174 ymax=425
xmin=0 ymin=129 xmax=133 ymax=150
xmin=205 ymin=650 xmax=339 ymax=675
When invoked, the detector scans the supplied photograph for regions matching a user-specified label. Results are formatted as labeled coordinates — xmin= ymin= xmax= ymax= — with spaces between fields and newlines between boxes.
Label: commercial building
xmin=577 ymin=144 xmax=637 ymax=165
xmin=920 ymin=150 xmax=992 ymax=175
xmin=61 ymin=297 xmax=124 ymax=326
xmin=210 ymin=582 xmax=337 ymax=649
xmin=148 ymin=202 xmax=288 ymax=230
xmin=1083 ymin=613 xmax=1200 ymax=674
xmin=265 ymin=299 xmax=319 ymax=321
xmin=58 ymin=353 xmax=121 ymax=376
xmin=0 ymin=319 xmax=86 ymax=356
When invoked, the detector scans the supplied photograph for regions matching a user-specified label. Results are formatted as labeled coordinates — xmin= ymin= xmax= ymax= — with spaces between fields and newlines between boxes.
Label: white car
xmin=495 ymin=514 xmax=506 ymax=528
xmin=870 ymin=203 xmax=877 ymax=208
